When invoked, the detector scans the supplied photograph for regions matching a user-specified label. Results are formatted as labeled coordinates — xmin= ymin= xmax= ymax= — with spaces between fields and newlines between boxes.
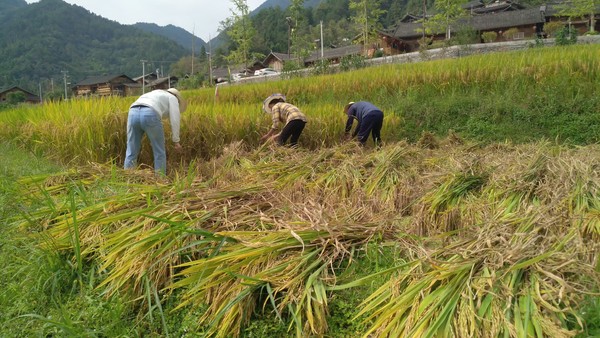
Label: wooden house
xmin=304 ymin=45 xmax=364 ymax=67
xmin=73 ymin=74 xmax=136 ymax=97
xmin=133 ymin=72 xmax=159 ymax=87
xmin=0 ymin=86 xmax=40 ymax=104
xmin=379 ymin=1 xmax=600 ymax=54
xmin=467 ymin=7 xmax=546 ymax=41
xmin=263 ymin=52 xmax=296 ymax=71
xmin=543 ymin=3 xmax=600 ymax=35
xmin=148 ymin=76 xmax=179 ymax=90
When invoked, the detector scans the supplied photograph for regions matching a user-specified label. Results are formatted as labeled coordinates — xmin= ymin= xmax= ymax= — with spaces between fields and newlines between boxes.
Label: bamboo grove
xmin=1 ymin=44 xmax=600 ymax=337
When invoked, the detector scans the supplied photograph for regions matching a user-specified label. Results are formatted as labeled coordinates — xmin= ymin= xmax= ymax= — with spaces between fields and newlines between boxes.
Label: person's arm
xmin=345 ymin=104 xmax=357 ymax=139
xmin=344 ymin=116 xmax=354 ymax=135
xmin=260 ymin=128 xmax=278 ymax=143
xmin=168 ymin=95 xmax=183 ymax=150
xmin=261 ymin=104 xmax=280 ymax=142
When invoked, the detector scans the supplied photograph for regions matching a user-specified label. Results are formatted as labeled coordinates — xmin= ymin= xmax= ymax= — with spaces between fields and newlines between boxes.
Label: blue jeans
xmin=124 ymin=106 xmax=166 ymax=174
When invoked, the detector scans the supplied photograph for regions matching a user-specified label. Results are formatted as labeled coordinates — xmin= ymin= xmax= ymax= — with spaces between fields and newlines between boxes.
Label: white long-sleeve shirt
xmin=130 ymin=90 xmax=181 ymax=143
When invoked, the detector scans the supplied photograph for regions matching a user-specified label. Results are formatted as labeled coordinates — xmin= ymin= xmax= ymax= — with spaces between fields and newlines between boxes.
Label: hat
xmin=344 ymin=101 xmax=355 ymax=114
xmin=262 ymin=93 xmax=286 ymax=114
xmin=167 ymin=88 xmax=187 ymax=113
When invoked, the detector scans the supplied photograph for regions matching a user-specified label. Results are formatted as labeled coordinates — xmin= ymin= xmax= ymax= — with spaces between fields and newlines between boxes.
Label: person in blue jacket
xmin=344 ymin=101 xmax=384 ymax=146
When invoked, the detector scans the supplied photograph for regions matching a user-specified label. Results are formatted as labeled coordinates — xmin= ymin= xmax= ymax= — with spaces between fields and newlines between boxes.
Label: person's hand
xmin=173 ymin=142 xmax=183 ymax=152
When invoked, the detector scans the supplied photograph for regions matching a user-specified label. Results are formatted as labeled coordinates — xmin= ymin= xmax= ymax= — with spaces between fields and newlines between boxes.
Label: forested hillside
xmin=215 ymin=0 xmax=424 ymax=58
xmin=252 ymin=0 xmax=324 ymax=13
xmin=0 ymin=0 xmax=188 ymax=89
xmin=1 ymin=0 xmax=552 ymax=92
xmin=133 ymin=23 xmax=206 ymax=51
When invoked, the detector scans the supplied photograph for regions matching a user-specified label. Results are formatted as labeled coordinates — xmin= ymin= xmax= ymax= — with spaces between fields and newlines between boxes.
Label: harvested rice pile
xmin=16 ymin=139 xmax=600 ymax=337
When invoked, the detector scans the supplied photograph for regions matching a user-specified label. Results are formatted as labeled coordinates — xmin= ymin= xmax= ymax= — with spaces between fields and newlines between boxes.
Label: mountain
xmin=133 ymin=23 xmax=206 ymax=51
xmin=0 ymin=0 xmax=26 ymax=12
xmin=0 ymin=0 xmax=27 ymax=20
xmin=252 ymin=0 xmax=324 ymax=13
xmin=210 ymin=0 xmax=324 ymax=48
xmin=0 ymin=0 xmax=189 ymax=89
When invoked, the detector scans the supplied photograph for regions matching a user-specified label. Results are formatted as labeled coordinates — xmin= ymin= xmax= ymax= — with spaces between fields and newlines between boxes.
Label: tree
xmin=220 ymin=0 xmax=256 ymax=69
xmin=349 ymin=0 xmax=386 ymax=48
xmin=420 ymin=0 xmax=468 ymax=40
xmin=6 ymin=91 xmax=26 ymax=105
xmin=288 ymin=0 xmax=313 ymax=62
xmin=557 ymin=0 xmax=597 ymax=33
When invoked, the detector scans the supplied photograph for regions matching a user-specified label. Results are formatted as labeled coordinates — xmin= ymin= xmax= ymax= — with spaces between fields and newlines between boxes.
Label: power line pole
xmin=320 ymin=20 xmax=324 ymax=60
xmin=61 ymin=70 xmax=69 ymax=100
xmin=286 ymin=17 xmax=293 ymax=59
xmin=191 ymin=24 xmax=195 ymax=76
xmin=207 ymin=33 xmax=213 ymax=85
xmin=141 ymin=59 xmax=148 ymax=94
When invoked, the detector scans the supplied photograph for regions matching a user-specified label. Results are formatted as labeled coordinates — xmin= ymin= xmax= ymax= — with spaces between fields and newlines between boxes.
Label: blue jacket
xmin=345 ymin=101 xmax=383 ymax=135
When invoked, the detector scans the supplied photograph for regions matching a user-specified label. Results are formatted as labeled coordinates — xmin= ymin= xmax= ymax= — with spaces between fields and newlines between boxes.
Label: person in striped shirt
xmin=260 ymin=93 xmax=307 ymax=147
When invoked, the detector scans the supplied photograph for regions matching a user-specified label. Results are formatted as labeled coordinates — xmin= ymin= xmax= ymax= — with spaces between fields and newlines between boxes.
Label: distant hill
xmin=210 ymin=0 xmax=324 ymax=48
xmin=0 ymin=0 xmax=190 ymax=89
xmin=0 ymin=0 xmax=26 ymax=20
xmin=133 ymin=23 xmax=206 ymax=52
xmin=0 ymin=0 xmax=26 ymax=12
xmin=253 ymin=0 xmax=323 ymax=12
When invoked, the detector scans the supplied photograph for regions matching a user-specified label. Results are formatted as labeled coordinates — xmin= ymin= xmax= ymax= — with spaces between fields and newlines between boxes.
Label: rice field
xmin=1 ymin=44 xmax=599 ymax=337
xmin=0 ymin=44 xmax=599 ymax=167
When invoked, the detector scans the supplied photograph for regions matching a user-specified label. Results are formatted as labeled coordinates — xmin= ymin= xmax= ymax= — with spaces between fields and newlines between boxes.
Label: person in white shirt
xmin=124 ymin=88 xmax=187 ymax=175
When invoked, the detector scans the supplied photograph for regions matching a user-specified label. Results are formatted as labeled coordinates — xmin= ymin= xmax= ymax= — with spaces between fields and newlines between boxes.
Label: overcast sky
xmin=24 ymin=0 xmax=265 ymax=41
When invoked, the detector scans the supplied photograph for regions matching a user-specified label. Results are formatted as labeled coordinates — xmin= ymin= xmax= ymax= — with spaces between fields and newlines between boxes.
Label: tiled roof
xmin=305 ymin=44 xmax=363 ymax=62
xmin=75 ymin=74 xmax=134 ymax=86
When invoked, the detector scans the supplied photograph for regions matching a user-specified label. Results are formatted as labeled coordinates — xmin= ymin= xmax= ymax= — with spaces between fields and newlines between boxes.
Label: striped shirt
xmin=271 ymin=102 xmax=307 ymax=130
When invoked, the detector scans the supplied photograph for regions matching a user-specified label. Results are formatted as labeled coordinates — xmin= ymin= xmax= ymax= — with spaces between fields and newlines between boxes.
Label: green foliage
xmin=178 ymin=74 xmax=207 ymax=90
xmin=482 ymin=31 xmax=498 ymax=43
xmin=544 ymin=21 xmax=565 ymax=38
xmin=311 ymin=59 xmax=332 ymax=75
xmin=220 ymin=0 xmax=256 ymax=69
xmin=339 ymin=54 xmax=366 ymax=71
xmin=6 ymin=91 xmax=26 ymax=105
xmin=578 ymin=296 xmax=600 ymax=337
xmin=450 ymin=25 xmax=479 ymax=45
xmin=280 ymin=60 xmax=305 ymax=79
xmin=349 ymin=0 xmax=387 ymax=46
xmin=556 ymin=0 xmax=597 ymax=33
xmin=420 ymin=0 xmax=468 ymax=39
xmin=503 ymin=27 xmax=521 ymax=40
xmin=555 ymin=26 xmax=578 ymax=45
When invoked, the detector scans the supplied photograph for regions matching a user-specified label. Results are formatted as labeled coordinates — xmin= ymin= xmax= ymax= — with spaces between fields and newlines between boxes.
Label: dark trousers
xmin=357 ymin=111 xmax=383 ymax=145
xmin=278 ymin=119 xmax=306 ymax=147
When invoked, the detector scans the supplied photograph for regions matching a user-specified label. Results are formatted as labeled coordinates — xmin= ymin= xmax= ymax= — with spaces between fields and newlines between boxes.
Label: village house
xmin=146 ymin=76 xmax=179 ymax=90
xmin=73 ymin=74 xmax=136 ymax=97
xmin=263 ymin=52 xmax=296 ymax=71
xmin=379 ymin=1 xmax=600 ymax=54
xmin=304 ymin=44 xmax=364 ymax=67
xmin=261 ymin=44 xmax=364 ymax=71
xmin=0 ymin=86 xmax=40 ymax=104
